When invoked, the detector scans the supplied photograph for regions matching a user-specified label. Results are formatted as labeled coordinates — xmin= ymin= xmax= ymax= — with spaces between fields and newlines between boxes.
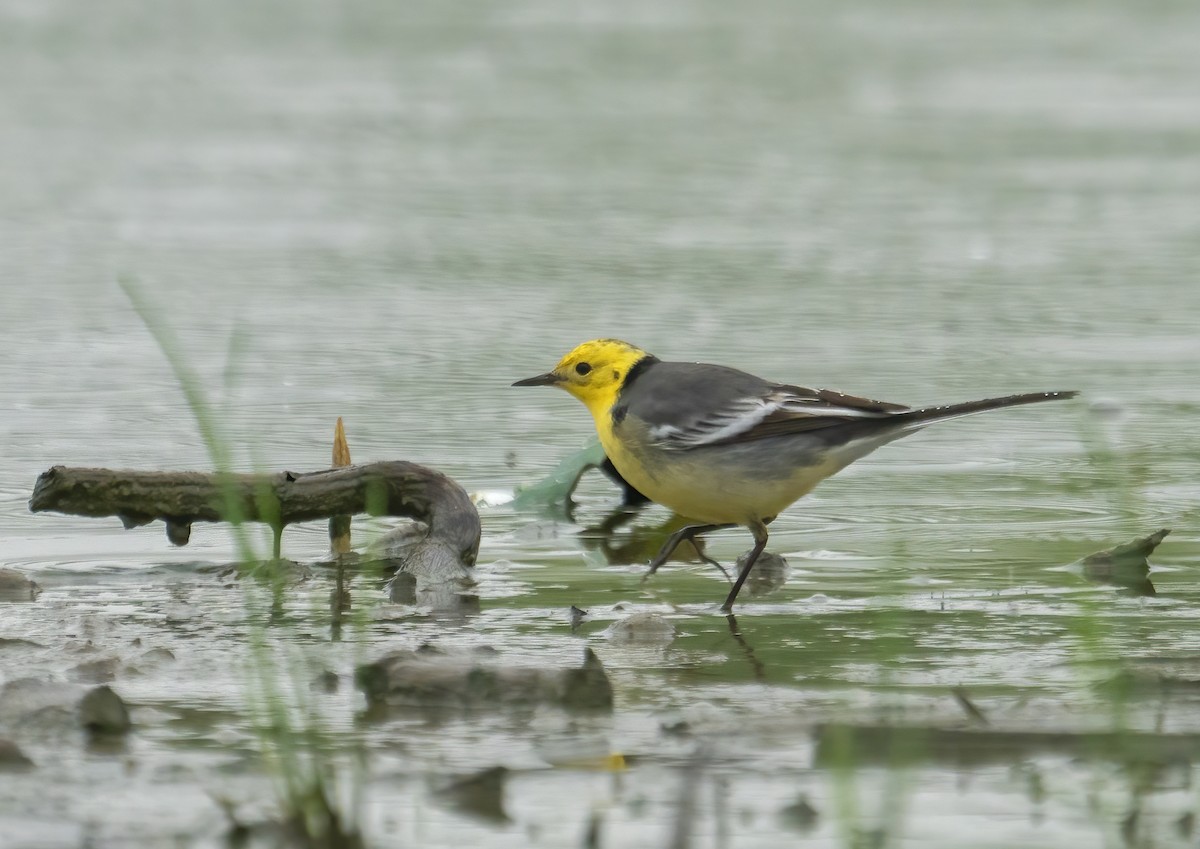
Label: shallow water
xmin=2 ymin=0 xmax=1199 ymax=846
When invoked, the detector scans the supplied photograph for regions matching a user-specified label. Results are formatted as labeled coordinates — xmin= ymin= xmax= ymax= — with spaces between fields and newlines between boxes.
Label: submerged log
xmin=28 ymin=461 xmax=481 ymax=569
xmin=813 ymin=721 xmax=1200 ymax=769
xmin=356 ymin=645 xmax=614 ymax=713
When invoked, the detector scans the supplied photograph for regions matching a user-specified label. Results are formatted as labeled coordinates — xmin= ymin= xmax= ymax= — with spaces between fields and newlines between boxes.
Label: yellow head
xmin=513 ymin=338 xmax=650 ymax=416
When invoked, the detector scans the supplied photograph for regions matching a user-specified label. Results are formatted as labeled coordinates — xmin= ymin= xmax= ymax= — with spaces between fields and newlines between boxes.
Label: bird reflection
xmin=538 ymin=444 xmax=793 ymax=601
xmin=578 ymin=505 xmax=793 ymax=602
xmin=578 ymin=509 xmax=721 ymax=572
xmin=726 ymin=614 xmax=766 ymax=681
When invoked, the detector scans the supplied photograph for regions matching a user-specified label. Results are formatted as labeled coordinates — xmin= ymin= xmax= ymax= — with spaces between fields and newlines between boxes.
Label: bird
xmin=513 ymin=338 xmax=1077 ymax=612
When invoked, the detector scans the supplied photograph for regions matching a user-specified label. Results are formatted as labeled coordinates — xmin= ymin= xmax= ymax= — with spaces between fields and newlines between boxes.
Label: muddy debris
xmin=69 ymin=657 xmax=121 ymax=684
xmin=0 ymin=679 xmax=132 ymax=738
xmin=778 ymin=794 xmax=819 ymax=832
xmin=372 ymin=520 xmax=481 ymax=616
xmin=1098 ymin=657 xmax=1200 ymax=697
xmin=0 ymin=568 xmax=41 ymax=602
xmin=356 ymin=645 xmax=613 ymax=712
xmin=385 ymin=568 xmax=479 ymax=616
xmin=123 ymin=647 xmax=177 ymax=677
xmin=438 ymin=765 xmax=511 ymax=823
xmin=312 ymin=670 xmax=340 ymax=693
xmin=0 ymin=636 xmax=43 ymax=650
xmin=0 ymin=678 xmax=84 ymax=731
xmin=139 ymin=647 xmax=176 ymax=664
xmin=951 ymin=686 xmax=990 ymax=726
xmin=814 ymin=722 xmax=1200 ymax=769
xmin=0 ymin=738 xmax=34 ymax=771
xmin=1177 ymin=811 xmax=1195 ymax=839
xmin=1077 ymin=528 xmax=1169 ymax=596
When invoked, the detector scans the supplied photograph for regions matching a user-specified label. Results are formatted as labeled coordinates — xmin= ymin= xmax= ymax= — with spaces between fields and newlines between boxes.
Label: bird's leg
xmin=696 ymin=549 xmax=732 ymax=582
xmin=721 ymin=521 xmax=769 ymax=612
xmin=646 ymin=523 xmax=733 ymax=577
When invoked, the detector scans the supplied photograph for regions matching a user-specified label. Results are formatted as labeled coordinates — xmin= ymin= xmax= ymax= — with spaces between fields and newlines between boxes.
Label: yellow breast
xmin=590 ymin=402 xmax=843 ymax=526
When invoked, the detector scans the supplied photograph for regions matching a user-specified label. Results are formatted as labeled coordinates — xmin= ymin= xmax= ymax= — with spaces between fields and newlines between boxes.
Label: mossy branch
xmin=29 ymin=461 xmax=481 ymax=568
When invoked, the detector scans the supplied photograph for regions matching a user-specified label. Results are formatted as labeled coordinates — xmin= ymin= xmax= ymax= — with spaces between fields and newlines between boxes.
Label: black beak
xmin=512 ymin=372 xmax=561 ymax=387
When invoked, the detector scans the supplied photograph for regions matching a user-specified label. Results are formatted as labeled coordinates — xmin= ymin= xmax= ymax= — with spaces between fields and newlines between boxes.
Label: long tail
xmin=897 ymin=390 xmax=1079 ymax=429
xmin=808 ymin=389 xmax=1078 ymax=478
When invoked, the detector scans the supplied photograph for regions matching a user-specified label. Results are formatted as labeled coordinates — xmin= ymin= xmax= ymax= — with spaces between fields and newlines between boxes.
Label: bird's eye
xmin=575 ymin=362 xmax=592 ymax=375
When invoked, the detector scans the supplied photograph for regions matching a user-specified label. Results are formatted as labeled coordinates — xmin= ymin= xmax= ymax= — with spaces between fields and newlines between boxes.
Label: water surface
xmin=2 ymin=0 xmax=1198 ymax=846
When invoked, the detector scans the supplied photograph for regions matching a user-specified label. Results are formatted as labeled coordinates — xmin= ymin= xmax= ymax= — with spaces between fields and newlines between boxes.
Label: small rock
xmin=0 ymin=738 xmax=34 ymax=770
xmin=605 ymin=611 xmax=676 ymax=645
xmin=79 ymin=685 xmax=131 ymax=735
xmin=779 ymin=794 xmax=819 ymax=831
xmin=743 ymin=550 xmax=789 ymax=597
xmin=312 ymin=671 xmax=339 ymax=693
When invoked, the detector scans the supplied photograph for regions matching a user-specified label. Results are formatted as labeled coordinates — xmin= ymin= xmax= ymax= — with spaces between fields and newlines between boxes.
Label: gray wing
xmin=619 ymin=361 xmax=910 ymax=451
